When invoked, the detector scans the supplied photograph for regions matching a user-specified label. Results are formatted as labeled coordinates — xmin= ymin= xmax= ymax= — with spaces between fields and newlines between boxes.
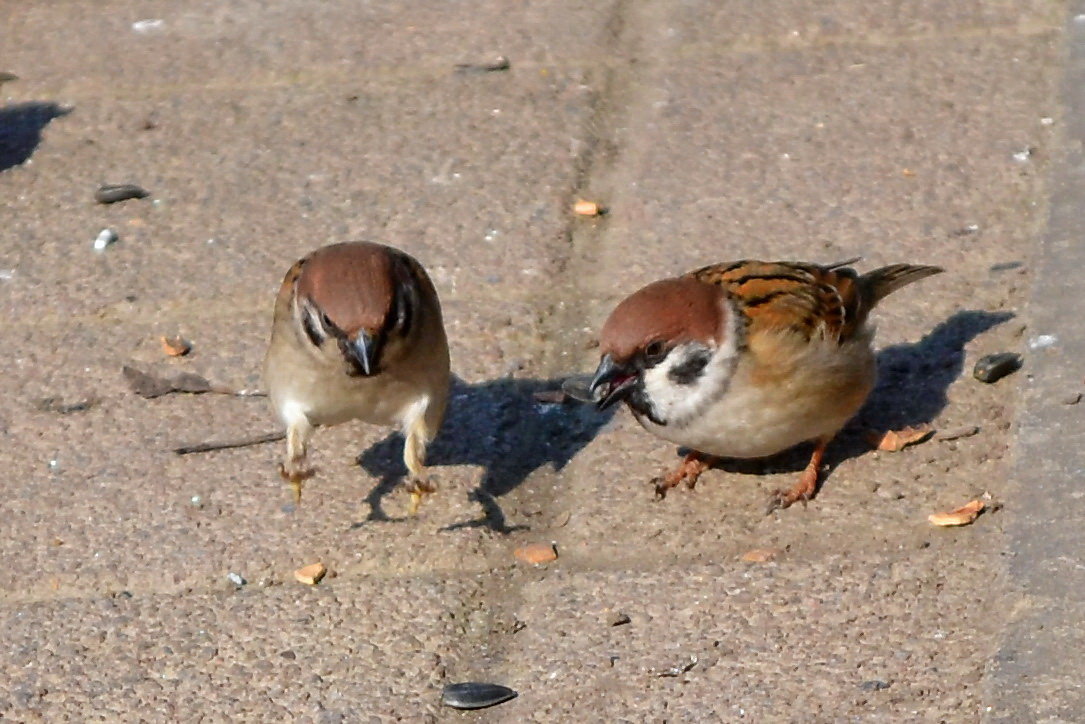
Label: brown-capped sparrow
xmin=583 ymin=258 xmax=942 ymax=510
xmin=264 ymin=241 xmax=450 ymax=511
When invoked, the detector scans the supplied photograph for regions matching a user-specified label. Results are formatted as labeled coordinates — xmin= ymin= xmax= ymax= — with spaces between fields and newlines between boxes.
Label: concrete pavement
xmin=0 ymin=0 xmax=1071 ymax=720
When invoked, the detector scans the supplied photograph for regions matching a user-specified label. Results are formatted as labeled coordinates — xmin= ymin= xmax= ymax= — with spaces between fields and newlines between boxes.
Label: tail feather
xmin=862 ymin=264 xmax=943 ymax=305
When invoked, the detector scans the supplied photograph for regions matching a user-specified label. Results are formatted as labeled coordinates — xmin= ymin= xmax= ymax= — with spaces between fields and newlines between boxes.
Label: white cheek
xmin=642 ymin=303 xmax=741 ymax=427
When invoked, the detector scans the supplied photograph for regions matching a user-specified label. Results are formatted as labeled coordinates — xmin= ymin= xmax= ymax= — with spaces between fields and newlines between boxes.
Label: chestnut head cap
xmin=599 ymin=277 xmax=725 ymax=362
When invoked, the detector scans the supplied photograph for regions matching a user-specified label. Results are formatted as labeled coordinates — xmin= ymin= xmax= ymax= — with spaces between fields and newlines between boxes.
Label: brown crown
xmin=599 ymin=276 xmax=725 ymax=362
xmin=295 ymin=242 xmax=398 ymax=336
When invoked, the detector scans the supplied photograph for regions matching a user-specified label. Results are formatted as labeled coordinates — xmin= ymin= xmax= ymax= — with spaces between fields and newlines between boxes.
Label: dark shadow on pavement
xmin=356 ymin=375 xmax=613 ymax=532
xmin=0 ymin=102 xmax=71 ymax=172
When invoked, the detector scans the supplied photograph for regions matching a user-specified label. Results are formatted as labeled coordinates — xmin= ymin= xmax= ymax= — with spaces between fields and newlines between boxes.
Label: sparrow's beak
xmin=348 ymin=330 xmax=381 ymax=376
xmin=589 ymin=354 xmax=638 ymax=410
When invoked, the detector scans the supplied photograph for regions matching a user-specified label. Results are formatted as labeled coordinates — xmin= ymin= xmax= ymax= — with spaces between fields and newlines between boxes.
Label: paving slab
xmin=0 ymin=0 xmax=1073 ymax=720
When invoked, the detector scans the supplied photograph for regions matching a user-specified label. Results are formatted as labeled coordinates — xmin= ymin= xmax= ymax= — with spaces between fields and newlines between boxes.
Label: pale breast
xmin=639 ymin=335 xmax=876 ymax=459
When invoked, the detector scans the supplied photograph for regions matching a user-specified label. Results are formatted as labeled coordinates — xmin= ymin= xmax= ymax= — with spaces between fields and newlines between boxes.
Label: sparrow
xmin=586 ymin=258 xmax=942 ymax=510
xmin=264 ymin=241 xmax=451 ymax=511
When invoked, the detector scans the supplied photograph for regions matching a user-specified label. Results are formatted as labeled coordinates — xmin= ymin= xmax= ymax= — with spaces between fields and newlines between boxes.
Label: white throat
xmin=640 ymin=299 xmax=741 ymax=428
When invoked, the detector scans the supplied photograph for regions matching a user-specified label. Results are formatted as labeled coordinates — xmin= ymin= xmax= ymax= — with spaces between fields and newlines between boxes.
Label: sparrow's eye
xmin=644 ymin=340 xmax=667 ymax=364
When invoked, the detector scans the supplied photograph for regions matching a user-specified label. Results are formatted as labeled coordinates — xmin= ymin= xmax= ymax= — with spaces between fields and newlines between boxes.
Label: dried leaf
xmin=122 ymin=365 xmax=212 ymax=398
xmin=123 ymin=365 xmax=177 ymax=398
xmin=294 ymin=562 xmax=327 ymax=585
xmin=513 ymin=543 xmax=557 ymax=565
xmin=160 ymin=335 xmax=192 ymax=357
xmin=928 ymin=499 xmax=985 ymax=527
xmin=170 ymin=372 xmax=212 ymax=394
xmin=866 ymin=425 xmax=933 ymax=452
xmin=740 ymin=547 xmax=781 ymax=563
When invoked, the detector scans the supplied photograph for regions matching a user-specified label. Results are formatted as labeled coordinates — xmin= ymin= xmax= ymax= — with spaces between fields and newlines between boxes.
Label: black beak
xmin=589 ymin=354 xmax=638 ymax=410
xmin=348 ymin=330 xmax=381 ymax=376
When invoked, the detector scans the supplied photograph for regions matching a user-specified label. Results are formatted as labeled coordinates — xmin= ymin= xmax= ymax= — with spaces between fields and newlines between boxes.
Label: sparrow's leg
xmin=654 ymin=451 xmax=717 ymax=499
xmin=278 ymin=415 xmax=315 ymax=503
xmin=767 ymin=435 xmax=830 ymax=513
xmin=401 ymin=399 xmax=437 ymax=515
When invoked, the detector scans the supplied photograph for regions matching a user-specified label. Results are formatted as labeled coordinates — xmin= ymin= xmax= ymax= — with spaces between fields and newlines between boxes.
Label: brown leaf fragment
xmin=928 ymin=499 xmax=985 ymax=527
xmin=740 ymin=547 xmax=781 ymax=563
xmin=866 ymin=425 xmax=934 ymax=452
xmin=513 ymin=543 xmax=557 ymax=565
xmin=294 ymin=562 xmax=327 ymax=585
xmin=161 ymin=335 xmax=192 ymax=357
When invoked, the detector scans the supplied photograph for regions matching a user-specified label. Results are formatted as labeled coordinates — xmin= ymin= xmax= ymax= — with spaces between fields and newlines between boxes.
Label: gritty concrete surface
xmin=0 ymin=0 xmax=1071 ymax=720
xmin=983 ymin=3 xmax=1085 ymax=721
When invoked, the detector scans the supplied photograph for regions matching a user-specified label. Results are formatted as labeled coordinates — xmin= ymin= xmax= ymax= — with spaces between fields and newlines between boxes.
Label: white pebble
xmin=226 ymin=572 xmax=246 ymax=587
xmin=93 ymin=228 xmax=118 ymax=251
xmin=132 ymin=18 xmax=164 ymax=33
xmin=1012 ymin=148 xmax=1032 ymax=163
xmin=1028 ymin=334 xmax=1058 ymax=350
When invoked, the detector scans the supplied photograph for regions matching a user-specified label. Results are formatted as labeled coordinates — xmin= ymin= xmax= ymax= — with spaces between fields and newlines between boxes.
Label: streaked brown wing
xmin=688 ymin=260 xmax=863 ymax=341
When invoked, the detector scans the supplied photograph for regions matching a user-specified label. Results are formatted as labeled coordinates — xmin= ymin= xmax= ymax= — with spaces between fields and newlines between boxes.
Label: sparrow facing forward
xmin=587 ymin=258 xmax=942 ymax=510
xmin=264 ymin=241 xmax=450 ymax=510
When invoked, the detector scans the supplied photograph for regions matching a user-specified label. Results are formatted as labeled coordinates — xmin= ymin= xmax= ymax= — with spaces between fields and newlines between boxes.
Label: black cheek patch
xmin=667 ymin=350 xmax=711 ymax=385
xmin=627 ymin=382 xmax=666 ymax=426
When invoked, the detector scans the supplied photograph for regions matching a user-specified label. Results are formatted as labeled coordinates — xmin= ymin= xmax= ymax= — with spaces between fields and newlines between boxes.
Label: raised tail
xmin=861 ymin=264 xmax=943 ymax=306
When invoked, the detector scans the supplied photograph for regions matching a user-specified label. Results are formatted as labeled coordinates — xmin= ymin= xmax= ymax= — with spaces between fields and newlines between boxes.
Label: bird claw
xmin=764 ymin=488 xmax=811 ymax=515
xmin=278 ymin=463 xmax=315 ymax=503
xmin=405 ymin=477 xmax=438 ymax=515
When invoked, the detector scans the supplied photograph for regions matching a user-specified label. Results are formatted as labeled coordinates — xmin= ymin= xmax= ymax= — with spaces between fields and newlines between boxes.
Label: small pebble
xmin=657 ymin=655 xmax=698 ymax=678
xmin=859 ymin=680 xmax=891 ymax=692
xmin=189 ymin=494 xmax=203 ymax=508
xmin=132 ymin=18 xmax=164 ymax=32
xmin=93 ymin=228 xmax=118 ymax=251
xmin=441 ymin=682 xmax=518 ymax=710
xmin=973 ymin=353 xmax=1022 ymax=383
xmin=226 ymin=572 xmax=246 ymax=587
xmin=95 ymin=184 xmax=149 ymax=204
xmin=1028 ymin=334 xmax=1058 ymax=350
xmin=605 ymin=610 xmax=631 ymax=627
xmin=1061 ymin=392 xmax=1082 ymax=405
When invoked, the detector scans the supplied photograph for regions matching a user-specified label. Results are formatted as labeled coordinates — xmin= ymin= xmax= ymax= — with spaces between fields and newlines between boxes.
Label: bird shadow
xmin=355 ymin=375 xmax=613 ymax=532
xmin=0 ymin=102 xmax=71 ymax=172
xmin=703 ymin=309 xmax=1015 ymax=481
